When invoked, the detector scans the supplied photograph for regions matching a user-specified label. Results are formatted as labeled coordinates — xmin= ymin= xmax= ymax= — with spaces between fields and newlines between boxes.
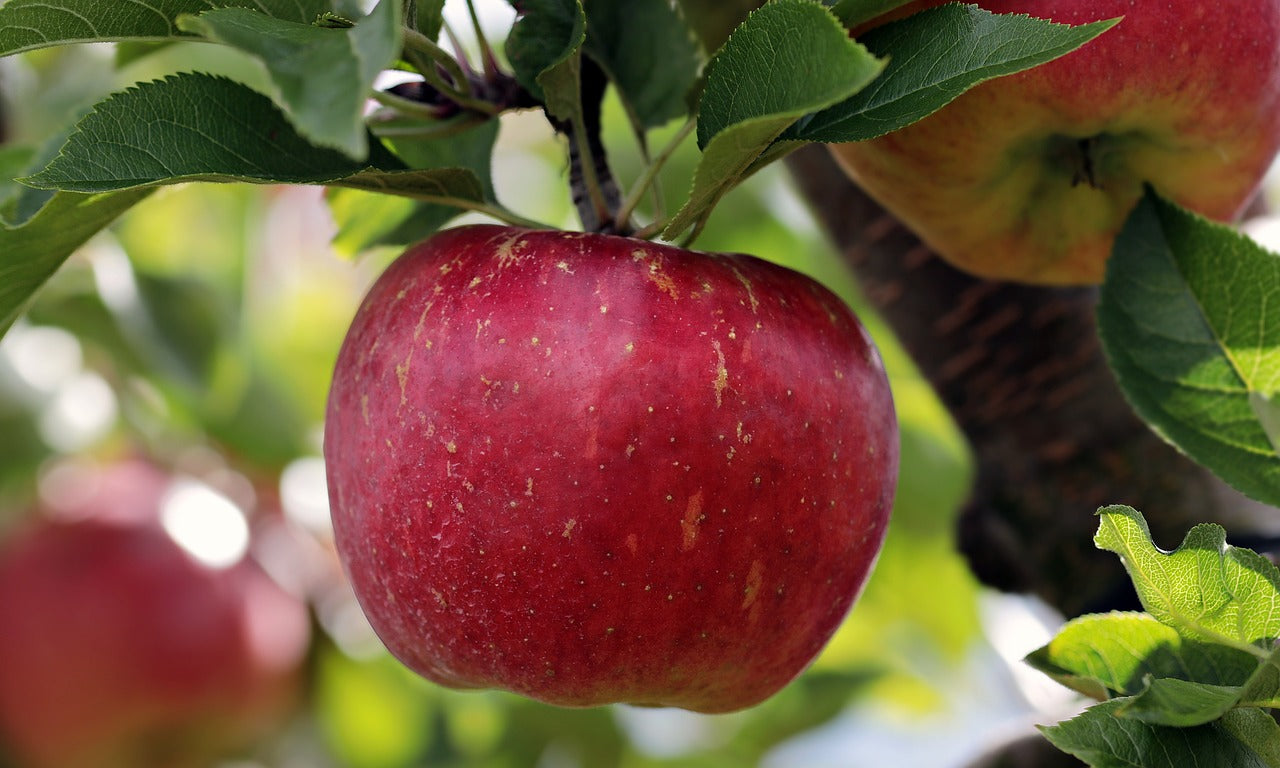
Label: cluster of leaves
xmin=1032 ymin=506 xmax=1280 ymax=767
xmin=0 ymin=0 xmax=1114 ymax=338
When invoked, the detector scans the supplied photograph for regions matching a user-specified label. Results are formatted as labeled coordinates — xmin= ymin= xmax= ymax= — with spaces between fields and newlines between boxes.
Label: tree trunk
xmin=784 ymin=144 xmax=1275 ymax=618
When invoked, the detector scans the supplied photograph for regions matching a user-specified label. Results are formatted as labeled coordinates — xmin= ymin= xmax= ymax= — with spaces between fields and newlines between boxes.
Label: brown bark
xmin=785 ymin=144 xmax=1274 ymax=618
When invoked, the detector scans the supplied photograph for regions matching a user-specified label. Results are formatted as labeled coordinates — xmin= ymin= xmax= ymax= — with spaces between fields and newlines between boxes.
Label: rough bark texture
xmin=785 ymin=145 xmax=1276 ymax=618
xmin=963 ymin=735 xmax=1086 ymax=768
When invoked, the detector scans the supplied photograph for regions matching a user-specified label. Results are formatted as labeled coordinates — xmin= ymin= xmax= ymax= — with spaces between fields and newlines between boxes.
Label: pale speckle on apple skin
xmin=711 ymin=340 xmax=729 ymax=408
xmin=680 ymin=491 xmax=705 ymax=551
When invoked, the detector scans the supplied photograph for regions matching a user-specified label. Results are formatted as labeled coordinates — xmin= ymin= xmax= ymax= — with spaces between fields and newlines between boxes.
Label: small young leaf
xmin=0 ymin=0 xmax=333 ymax=56
xmin=582 ymin=0 xmax=702 ymax=130
xmin=1026 ymin=612 xmax=1260 ymax=701
xmin=696 ymin=0 xmax=883 ymax=149
xmin=665 ymin=0 xmax=882 ymax=239
xmin=1097 ymin=190 xmax=1280 ymax=505
xmin=1094 ymin=506 xmax=1280 ymax=651
xmin=786 ymin=4 xmax=1117 ymax=143
xmin=177 ymin=0 xmax=403 ymax=158
xmin=0 ymin=189 xmax=153 ymax=339
xmin=505 ymin=0 xmax=587 ymax=121
xmin=1041 ymin=699 xmax=1280 ymax=768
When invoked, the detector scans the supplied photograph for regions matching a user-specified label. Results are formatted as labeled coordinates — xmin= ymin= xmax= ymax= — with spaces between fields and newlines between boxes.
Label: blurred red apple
xmin=0 ymin=461 xmax=311 ymax=768
xmin=831 ymin=0 xmax=1280 ymax=285
xmin=325 ymin=225 xmax=898 ymax=713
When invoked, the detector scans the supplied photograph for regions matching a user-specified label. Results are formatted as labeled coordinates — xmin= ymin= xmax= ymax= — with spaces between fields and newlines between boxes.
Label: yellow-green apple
xmin=324 ymin=225 xmax=898 ymax=713
xmin=830 ymin=0 xmax=1280 ymax=285
xmin=0 ymin=461 xmax=311 ymax=768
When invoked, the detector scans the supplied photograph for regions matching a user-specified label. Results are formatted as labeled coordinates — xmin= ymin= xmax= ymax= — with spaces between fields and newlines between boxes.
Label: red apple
xmin=0 ymin=462 xmax=311 ymax=768
xmin=324 ymin=225 xmax=898 ymax=713
xmin=830 ymin=0 xmax=1280 ymax=285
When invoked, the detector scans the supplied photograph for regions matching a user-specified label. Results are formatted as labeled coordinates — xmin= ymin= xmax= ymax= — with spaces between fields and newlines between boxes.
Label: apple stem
xmin=555 ymin=58 xmax=629 ymax=235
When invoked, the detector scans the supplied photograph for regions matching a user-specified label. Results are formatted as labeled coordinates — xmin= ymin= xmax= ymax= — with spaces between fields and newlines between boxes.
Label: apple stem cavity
xmin=1071 ymin=136 xmax=1102 ymax=189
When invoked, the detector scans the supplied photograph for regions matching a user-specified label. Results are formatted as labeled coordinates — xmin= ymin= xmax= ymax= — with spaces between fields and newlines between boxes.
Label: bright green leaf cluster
xmin=1032 ymin=506 xmax=1280 ymax=766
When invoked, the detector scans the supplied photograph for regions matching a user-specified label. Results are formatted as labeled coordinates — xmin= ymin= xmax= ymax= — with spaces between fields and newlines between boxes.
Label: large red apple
xmin=324 ymin=225 xmax=898 ymax=713
xmin=0 ymin=461 xmax=311 ymax=768
xmin=830 ymin=0 xmax=1280 ymax=285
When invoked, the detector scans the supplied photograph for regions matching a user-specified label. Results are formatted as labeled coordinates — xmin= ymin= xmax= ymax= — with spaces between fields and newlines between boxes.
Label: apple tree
xmin=1 ymin=0 xmax=1280 ymax=766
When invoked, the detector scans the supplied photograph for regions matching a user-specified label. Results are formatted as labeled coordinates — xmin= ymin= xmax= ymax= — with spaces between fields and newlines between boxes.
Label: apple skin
xmin=0 ymin=462 xmax=311 ymax=768
xmin=324 ymin=225 xmax=898 ymax=713
xmin=830 ymin=0 xmax=1280 ymax=285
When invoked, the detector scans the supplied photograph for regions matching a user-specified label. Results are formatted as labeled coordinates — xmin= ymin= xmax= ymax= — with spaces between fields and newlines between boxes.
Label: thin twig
xmin=615 ymin=117 xmax=695 ymax=233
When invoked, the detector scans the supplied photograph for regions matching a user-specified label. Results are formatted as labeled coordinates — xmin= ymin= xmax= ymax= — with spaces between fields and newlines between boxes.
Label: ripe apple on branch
xmin=830 ymin=0 xmax=1280 ymax=285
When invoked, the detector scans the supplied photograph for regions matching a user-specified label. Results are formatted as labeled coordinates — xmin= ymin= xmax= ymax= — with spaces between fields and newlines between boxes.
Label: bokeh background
xmin=0 ymin=3 xmax=1164 ymax=765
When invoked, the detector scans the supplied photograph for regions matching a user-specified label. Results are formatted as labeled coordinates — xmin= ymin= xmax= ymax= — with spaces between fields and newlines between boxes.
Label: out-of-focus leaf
xmin=412 ymin=0 xmax=446 ymax=40
xmin=0 ymin=190 xmax=152 ymax=341
xmin=582 ymin=0 xmax=702 ymax=129
xmin=505 ymin=0 xmax=586 ymax=121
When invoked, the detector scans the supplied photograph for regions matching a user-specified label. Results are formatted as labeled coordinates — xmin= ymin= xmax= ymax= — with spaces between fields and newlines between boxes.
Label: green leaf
xmin=327 ymin=118 xmax=501 ymax=253
xmin=177 ymin=0 xmax=403 ymax=158
xmin=1118 ymin=678 xmax=1248 ymax=728
xmin=1094 ymin=506 xmax=1280 ymax=652
xmin=696 ymin=0 xmax=883 ymax=148
xmin=0 ymin=0 xmax=333 ymax=56
xmin=663 ymin=117 xmax=797 ymax=238
xmin=1118 ymin=647 xmax=1280 ymax=727
xmin=1223 ymin=708 xmax=1280 ymax=768
xmin=0 ymin=146 xmax=36 ymax=216
xmin=505 ymin=0 xmax=587 ymax=121
xmin=664 ymin=0 xmax=883 ymax=239
xmin=1026 ymin=612 xmax=1260 ymax=701
xmin=830 ymin=0 xmax=913 ymax=28
xmin=1098 ymin=190 xmax=1280 ymax=505
xmin=1041 ymin=699 xmax=1280 ymax=768
xmin=0 ymin=189 xmax=153 ymax=340
xmin=787 ymin=4 xmax=1117 ymax=143
xmin=22 ymin=73 xmax=486 ymax=209
xmin=412 ymin=0 xmax=446 ymax=40
xmin=582 ymin=0 xmax=702 ymax=129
